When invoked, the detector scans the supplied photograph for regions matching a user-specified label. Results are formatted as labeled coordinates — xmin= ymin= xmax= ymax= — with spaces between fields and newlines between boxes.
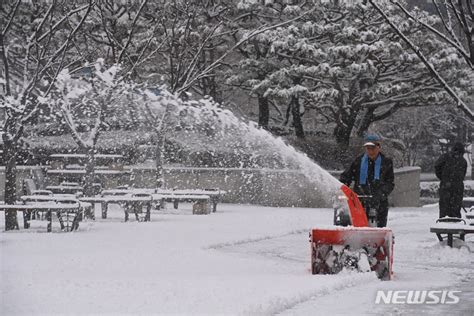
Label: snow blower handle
xmin=340 ymin=185 xmax=369 ymax=227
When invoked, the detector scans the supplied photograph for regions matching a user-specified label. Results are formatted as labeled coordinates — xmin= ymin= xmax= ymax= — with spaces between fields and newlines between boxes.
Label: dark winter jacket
xmin=435 ymin=144 xmax=467 ymax=189
xmin=340 ymin=153 xmax=395 ymax=200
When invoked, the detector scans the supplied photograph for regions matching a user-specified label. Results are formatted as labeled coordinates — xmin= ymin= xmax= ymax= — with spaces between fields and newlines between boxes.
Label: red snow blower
xmin=310 ymin=185 xmax=394 ymax=280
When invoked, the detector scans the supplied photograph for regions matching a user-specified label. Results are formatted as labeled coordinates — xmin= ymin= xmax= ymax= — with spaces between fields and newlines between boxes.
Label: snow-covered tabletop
xmin=46 ymin=185 xmax=83 ymax=190
xmin=152 ymin=194 xmax=211 ymax=200
xmin=0 ymin=203 xmax=79 ymax=210
xmin=102 ymin=189 xmax=156 ymax=195
xmin=79 ymin=195 xmax=152 ymax=202
xmin=21 ymin=195 xmax=79 ymax=203
xmin=49 ymin=154 xmax=123 ymax=159
xmin=47 ymin=169 xmax=130 ymax=175
xmin=157 ymin=189 xmax=226 ymax=196
xmin=430 ymin=223 xmax=474 ymax=232
xmin=101 ymin=188 xmax=226 ymax=197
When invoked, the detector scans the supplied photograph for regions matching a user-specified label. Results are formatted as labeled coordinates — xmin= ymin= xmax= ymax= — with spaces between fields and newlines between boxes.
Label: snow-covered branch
xmin=368 ymin=0 xmax=474 ymax=121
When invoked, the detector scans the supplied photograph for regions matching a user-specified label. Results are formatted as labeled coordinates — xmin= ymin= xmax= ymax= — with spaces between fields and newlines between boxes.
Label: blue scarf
xmin=359 ymin=154 xmax=382 ymax=185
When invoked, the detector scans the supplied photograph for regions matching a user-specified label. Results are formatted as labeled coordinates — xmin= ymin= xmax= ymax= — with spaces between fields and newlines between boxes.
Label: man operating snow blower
xmin=340 ymin=135 xmax=395 ymax=227
xmin=309 ymin=135 xmax=395 ymax=280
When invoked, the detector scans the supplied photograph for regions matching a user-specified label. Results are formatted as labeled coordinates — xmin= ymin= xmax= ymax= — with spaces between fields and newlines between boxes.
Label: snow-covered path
xmin=1 ymin=204 xmax=473 ymax=315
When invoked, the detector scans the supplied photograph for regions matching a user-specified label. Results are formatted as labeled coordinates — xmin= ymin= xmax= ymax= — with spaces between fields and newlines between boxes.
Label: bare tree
xmin=0 ymin=0 xmax=93 ymax=230
xmin=367 ymin=0 xmax=474 ymax=121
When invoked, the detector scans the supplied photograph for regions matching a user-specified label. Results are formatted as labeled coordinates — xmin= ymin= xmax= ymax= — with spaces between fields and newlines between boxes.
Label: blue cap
xmin=364 ymin=135 xmax=381 ymax=146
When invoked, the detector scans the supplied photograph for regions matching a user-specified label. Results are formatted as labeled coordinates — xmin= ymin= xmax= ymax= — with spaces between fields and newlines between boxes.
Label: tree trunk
xmin=3 ymin=137 xmax=19 ymax=230
xmin=83 ymin=147 xmax=96 ymax=197
xmin=291 ymin=96 xmax=305 ymax=138
xmin=155 ymin=135 xmax=164 ymax=188
xmin=356 ymin=109 xmax=375 ymax=137
xmin=258 ymin=95 xmax=269 ymax=129
xmin=334 ymin=123 xmax=352 ymax=148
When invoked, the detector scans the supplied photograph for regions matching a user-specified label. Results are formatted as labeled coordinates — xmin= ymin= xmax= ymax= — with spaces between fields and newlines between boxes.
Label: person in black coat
xmin=340 ymin=135 xmax=395 ymax=227
xmin=435 ymin=142 xmax=467 ymax=218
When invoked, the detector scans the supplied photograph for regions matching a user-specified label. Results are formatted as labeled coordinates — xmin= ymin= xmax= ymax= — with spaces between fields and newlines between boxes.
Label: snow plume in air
xmin=144 ymin=89 xmax=342 ymax=204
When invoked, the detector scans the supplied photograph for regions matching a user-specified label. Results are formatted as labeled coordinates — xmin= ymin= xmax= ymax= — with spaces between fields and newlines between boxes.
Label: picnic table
xmin=102 ymin=188 xmax=156 ymax=196
xmin=158 ymin=189 xmax=224 ymax=212
xmin=45 ymin=185 xmax=84 ymax=195
xmin=151 ymin=193 xmax=211 ymax=214
xmin=49 ymin=154 xmax=124 ymax=166
xmin=101 ymin=188 xmax=225 ymax=212
xmin=430 ymin=218 xmax=474 ymax=247
xmin=21 ymin=194 xmax=93 ymax=220
xmin=0 ymin=202 xmax=80 ymax=232
xmin=79 ymin=194 xmax=152 ymax=222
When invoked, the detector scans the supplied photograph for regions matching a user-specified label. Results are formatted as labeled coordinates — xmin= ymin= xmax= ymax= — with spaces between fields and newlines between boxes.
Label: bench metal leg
xmin=436 ymin=233 xmax=443 ymax=242
xmin=84 ymin=205 xmax=94 ymax=220
xmin=447 ymin=234 xmax=453 ymax=247
xmin=173 ymin=200 xmax=179 ymax=209
xmin=460 ymin=234 xmax=465 ymax=241
xmin=101 ymin=202 xmax=108 ymax=219
xmin=134 ymin=203 xmax=140 ymax=222
xmin=212 ymin=201 xmax=217 ymax=213
xmin=72 ymin=212 xmax=81 ymax=231
xmin=47 ymin=210 xmax=52 ymax=233
xmin=146 ymin=203 xmax=151 ymax=222
xmin=23 ymin=210 xmax=31 ymax=229
xmin=124 ymin=203 xmax=130 ymax=222
xmin=57 ymin=211 xmax=65 ymax=231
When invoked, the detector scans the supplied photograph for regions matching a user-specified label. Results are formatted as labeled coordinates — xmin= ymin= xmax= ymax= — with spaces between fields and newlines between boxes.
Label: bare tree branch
xmin=391 ymin=0 xmax=472 ymax=68
xmin=1 ymin=0 xmax=21 ymax=36
xmin=368 ymin=0 xmax=474 ymax=121
xmin=117 ymin=0 xmax=148 ymax=63
xmin=176 ymin=8 xmax=315 ymax=95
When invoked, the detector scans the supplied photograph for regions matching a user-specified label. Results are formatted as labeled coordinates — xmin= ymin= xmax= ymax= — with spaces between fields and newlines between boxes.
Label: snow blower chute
xmin=310 ymin=185 xmax=394 ymax=280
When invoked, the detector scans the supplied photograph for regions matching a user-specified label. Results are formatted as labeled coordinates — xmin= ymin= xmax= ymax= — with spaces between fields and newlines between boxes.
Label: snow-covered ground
xmin=1 ymin=203 xmax=473 ymax=315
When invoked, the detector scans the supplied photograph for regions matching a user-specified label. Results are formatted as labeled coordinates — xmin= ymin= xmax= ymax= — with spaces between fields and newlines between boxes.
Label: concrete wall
xmin=2 ymin=165 xmax=421 ymax=207
xmin=109 ymin=166 xmax=421 ymax=207
xmin=162 ymin=167 xmax=327 ymax=207
xmin=388 ymin=167 xmax=421 ymax=207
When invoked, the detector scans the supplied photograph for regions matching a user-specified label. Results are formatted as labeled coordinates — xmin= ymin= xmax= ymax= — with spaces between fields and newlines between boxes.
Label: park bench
xmin=23 ymin=178 xmax=49 ymax=196
xmin=45 ymin=184 xmax=84 ymax=195
xmin=79 ymin=193 xmax=152 ymax=222
xmin=430 ymin=217 xmax=474 ymax=247
xmin=0 ymin=202 xmax=80 ymax=232
xmin=102 ymin=188 xmax=156 ymax=196
xmin=60 ymin=181 xmax=81 ymax=186
xmin=102 ymin=188 xmax=225 ymax=212
xmin=47 ymin=154 xmax=126 ymax=185
xmin=157 ymin=189 xmax=224 ymax=212
xmin=85 ymin=190 xmax=212 ymax=216
xmin=22 ymin=178 xmax=92 ymax=221
xmin=31 ymin=190 xmax=54 ymax=196
xmin=152 ymin=193 xmax=211 ymax=214
xmin=21 ymin=194 xmax=93 ymax=221
xmin=462 ymin=198 xmax=474 ymax=220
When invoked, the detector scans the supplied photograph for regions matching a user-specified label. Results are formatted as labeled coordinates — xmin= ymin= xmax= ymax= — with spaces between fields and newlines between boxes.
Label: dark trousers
xmin=362 ymin=199 xmax=389 ymax=228
xmin=376 ymin=202 xmax=389 ymax=227
xmin=439 ymin=186 xmax=463 ymax=218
